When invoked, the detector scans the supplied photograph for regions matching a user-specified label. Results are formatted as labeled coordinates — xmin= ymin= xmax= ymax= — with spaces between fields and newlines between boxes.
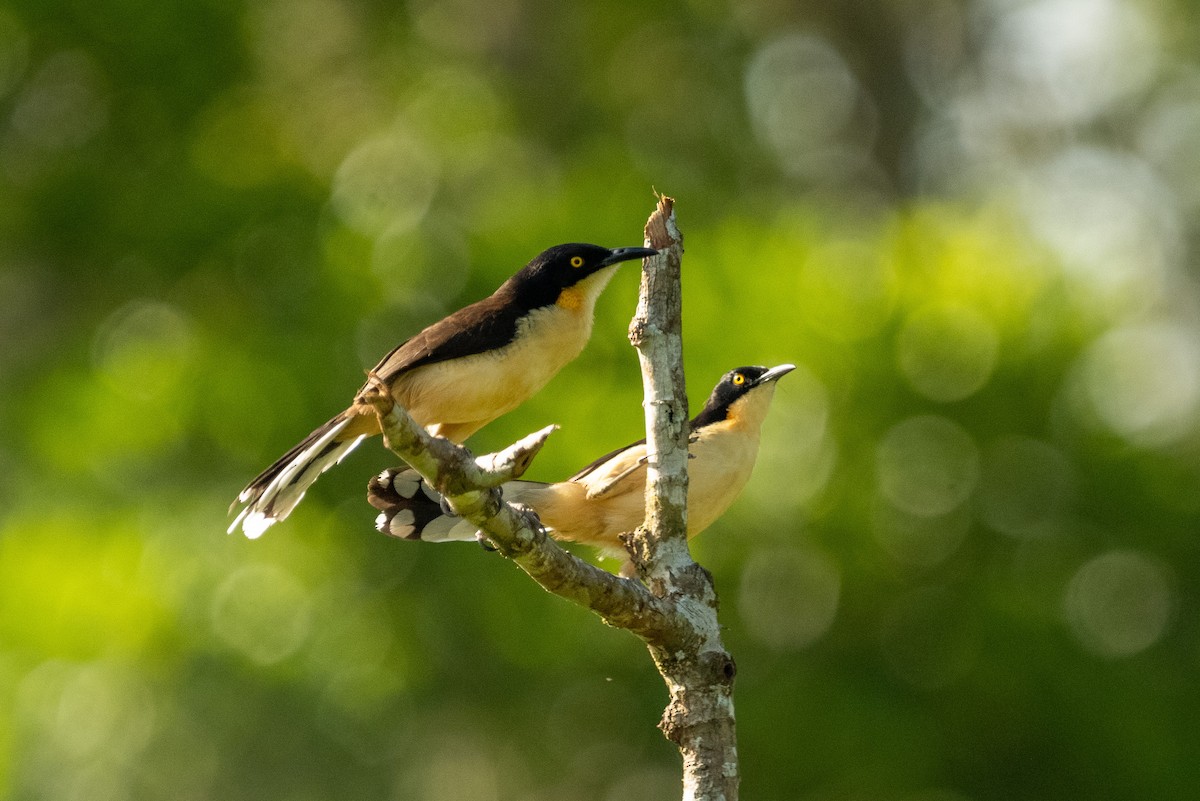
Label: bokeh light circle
xmin=877 ymin=415 xmax=980 ymax=518
xmin=738 ymin=547 xmax=841 ymax=651
xmin=897 ymin=303 xmax=999 ymax=402
xmin=1064 ymin=549 xmax=1174 ymax=658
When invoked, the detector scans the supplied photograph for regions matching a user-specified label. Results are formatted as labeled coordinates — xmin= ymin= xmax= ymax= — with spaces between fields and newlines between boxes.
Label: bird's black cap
xmin=509 ymin=243 xmax=656 ymax=305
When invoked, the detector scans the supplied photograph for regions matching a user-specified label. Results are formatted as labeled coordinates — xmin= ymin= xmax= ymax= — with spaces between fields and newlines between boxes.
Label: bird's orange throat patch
xmin=557 ymin=287 xmax=584 ymax=311
xmin=724 ymin=385 xmax=776 ymax=432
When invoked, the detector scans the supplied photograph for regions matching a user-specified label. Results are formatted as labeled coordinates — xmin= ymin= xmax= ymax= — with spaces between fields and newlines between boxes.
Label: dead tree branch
xmin=626 ymin=196 xmax=739 ymax=801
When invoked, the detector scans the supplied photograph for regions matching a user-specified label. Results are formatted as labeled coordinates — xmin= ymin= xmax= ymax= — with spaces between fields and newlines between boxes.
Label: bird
xmin=368 ymin=364 xmax=795 ymax=572
xmin=229 ymin=242 xmax=658 ymax=539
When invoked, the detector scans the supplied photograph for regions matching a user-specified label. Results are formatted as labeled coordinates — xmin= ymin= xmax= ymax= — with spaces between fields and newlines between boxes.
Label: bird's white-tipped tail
xmin=368 ymin=468 xmax=549 ymax=543
xmin=228 ymin=417 xmax=365 ymax=538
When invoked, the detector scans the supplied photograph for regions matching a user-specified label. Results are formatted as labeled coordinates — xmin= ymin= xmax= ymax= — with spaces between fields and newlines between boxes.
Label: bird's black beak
xmin=753 ymin=363 xmax=796 ymax=386
xmin=600 ymin=246 xmax=658 ymax=267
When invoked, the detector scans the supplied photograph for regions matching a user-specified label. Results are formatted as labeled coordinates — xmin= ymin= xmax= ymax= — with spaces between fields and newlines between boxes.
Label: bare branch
xmin=627 ymin=195 xmax=740 ymax=801
xmin=472 ymin=424 xmax=560 ymax=485
xmin=355 ymin=374 xmax=692 ymax=644
xmin=626 ymin=194 xmax=692 ymax=587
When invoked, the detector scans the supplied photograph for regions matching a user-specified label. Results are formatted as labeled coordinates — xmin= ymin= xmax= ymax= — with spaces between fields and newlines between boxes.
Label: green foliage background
xmin=2 ymin=0 xmax=1199 ymax=799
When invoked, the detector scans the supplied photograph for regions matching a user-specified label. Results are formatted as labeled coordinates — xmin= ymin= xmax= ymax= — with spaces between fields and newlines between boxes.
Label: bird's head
xmin=693 ymin=364 xmax=796 ymax=431
xmin=509 ymin=243 xmax=657 ymax=309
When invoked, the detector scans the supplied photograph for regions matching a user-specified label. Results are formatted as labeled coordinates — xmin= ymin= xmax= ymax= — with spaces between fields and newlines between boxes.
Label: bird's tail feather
xmin=368 ymin=468 xmax=548 ymax=542
xmin=229 ymin=414 xmax=366 ymax=538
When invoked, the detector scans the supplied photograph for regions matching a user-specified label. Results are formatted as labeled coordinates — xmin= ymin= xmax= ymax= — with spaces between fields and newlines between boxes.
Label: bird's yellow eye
xmin=732 ymin=373 xmax=745 ymax=386
xmin=570 ymin=256 xmax=585 ymax=268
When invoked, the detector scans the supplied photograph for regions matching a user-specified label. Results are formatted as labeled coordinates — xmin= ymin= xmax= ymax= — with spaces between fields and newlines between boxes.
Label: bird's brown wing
xmin=570 ymin=439 xmax=651 ymax=500
xmin=367 ymin=287 xmax=525 ymax=382
xmin=568 ymin=436 xmax=647 ymax=482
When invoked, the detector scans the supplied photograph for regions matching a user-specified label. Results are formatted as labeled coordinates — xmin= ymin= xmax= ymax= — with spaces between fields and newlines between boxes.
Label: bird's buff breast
xmin=546 ymin=422 xmax=762 ymax=547
xmin=400 ymin=303 xmax=592 ymax=426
